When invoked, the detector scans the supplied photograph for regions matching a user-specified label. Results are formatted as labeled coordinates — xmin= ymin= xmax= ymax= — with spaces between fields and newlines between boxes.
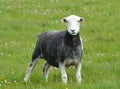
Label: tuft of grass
xmin=0 ymin=0 xmax=120 ymax=89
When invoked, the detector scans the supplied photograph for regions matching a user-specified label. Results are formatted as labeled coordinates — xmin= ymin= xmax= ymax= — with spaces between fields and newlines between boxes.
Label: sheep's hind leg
xmin=43 ymin=62 xmax=50 ymax=82
xmin=24 ymin=58 xmax=39 ymax=83
xmin=24 ymin=45 xmax=42 ymax=83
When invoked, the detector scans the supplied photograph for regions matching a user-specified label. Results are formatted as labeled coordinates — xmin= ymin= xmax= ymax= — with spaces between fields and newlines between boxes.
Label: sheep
xmin=24 ymin=15 xmax=84 ymax=84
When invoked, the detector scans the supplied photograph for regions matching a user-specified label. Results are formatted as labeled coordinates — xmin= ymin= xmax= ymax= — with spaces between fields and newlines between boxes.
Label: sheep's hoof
xmin=24 ymin=77 xmax=29 ymax=83
xmin=62 ymin=77 xmax=67 ymax=85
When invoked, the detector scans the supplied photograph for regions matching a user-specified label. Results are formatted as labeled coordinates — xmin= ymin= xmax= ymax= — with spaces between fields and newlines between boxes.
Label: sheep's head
xmin=62 ymin=15 xmax=84 ymax=35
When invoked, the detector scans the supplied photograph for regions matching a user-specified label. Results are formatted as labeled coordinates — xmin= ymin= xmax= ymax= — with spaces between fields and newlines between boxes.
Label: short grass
xmin=0 ymin=0 xmax=120 ymax=89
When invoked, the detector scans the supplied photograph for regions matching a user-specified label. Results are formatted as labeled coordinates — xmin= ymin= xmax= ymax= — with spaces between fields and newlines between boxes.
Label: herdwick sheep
xmin=24 ymin=15 xmax=84 ymax=84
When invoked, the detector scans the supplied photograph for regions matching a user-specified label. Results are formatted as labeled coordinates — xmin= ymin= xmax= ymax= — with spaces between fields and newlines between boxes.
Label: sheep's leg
xmin=24 ymin=46 xmax=42 ymax=83
xmin=59 ymin=62 xmax=67 ymax=84
xmin=76 ymin=62 xmax=82 ymax=83
xmin=24 ymin=58 xmax=39 ymax=83
xmin=43 ymin=62 xmax=50 ymax=82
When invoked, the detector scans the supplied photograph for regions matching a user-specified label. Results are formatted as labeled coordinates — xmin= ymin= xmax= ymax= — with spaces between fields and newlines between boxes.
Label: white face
xmin=62 ymin=15 xmax=83 ymax=35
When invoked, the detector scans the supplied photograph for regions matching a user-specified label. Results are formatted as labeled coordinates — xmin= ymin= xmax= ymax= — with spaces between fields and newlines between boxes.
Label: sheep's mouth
xmin=71 ymin=32 xmax=76 ymax=35
xmin=68 ymin=30 xmax=77 ymax=35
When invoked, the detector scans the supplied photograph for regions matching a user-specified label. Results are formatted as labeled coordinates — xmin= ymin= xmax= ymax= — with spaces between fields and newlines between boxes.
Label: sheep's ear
xmin=80 ymin=17 xmax=84 ymax=22
xmin=61 ymin=18 xmax=67 ymax=23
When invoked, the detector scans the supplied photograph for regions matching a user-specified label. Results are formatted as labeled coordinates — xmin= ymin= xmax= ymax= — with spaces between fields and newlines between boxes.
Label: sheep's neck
xmin=65 ymin=31 xmax=80 ymax=48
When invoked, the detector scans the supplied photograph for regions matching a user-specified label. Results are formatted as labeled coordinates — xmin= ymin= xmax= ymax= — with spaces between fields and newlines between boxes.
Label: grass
xmin=0 ymin=0 xmax=120 ymax=89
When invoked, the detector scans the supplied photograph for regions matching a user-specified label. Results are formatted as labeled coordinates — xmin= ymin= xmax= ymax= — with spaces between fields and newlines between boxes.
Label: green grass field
xmin=0 ymin=0 xmax=120 ymax=89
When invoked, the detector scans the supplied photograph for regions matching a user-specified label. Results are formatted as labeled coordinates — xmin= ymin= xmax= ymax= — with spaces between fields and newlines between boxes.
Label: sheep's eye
xmin=63 ymin=19 xmax=68 ymax=23
xmin=65 ymin=20 xmax=68 ymax=23
xmin=66 ymin=20 xmax=68 ymax=23
xmin=78 ymin=20 xmax=80 ymax=22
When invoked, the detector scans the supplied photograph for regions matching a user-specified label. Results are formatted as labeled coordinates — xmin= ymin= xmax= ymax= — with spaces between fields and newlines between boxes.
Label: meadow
xmin=0 ymin=0 xmax=120 ymax=89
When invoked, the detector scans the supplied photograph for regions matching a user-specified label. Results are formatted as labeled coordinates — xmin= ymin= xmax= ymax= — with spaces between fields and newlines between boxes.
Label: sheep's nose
xmin=71 ymin=29 xmax=75 ymax=32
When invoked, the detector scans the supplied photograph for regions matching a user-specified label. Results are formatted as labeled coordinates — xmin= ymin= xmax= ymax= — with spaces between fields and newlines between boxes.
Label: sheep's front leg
xmin=59 ymin=62 xmax=67 ymax=84
xmin=76 ymin=62 xmax=82 ymax=83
